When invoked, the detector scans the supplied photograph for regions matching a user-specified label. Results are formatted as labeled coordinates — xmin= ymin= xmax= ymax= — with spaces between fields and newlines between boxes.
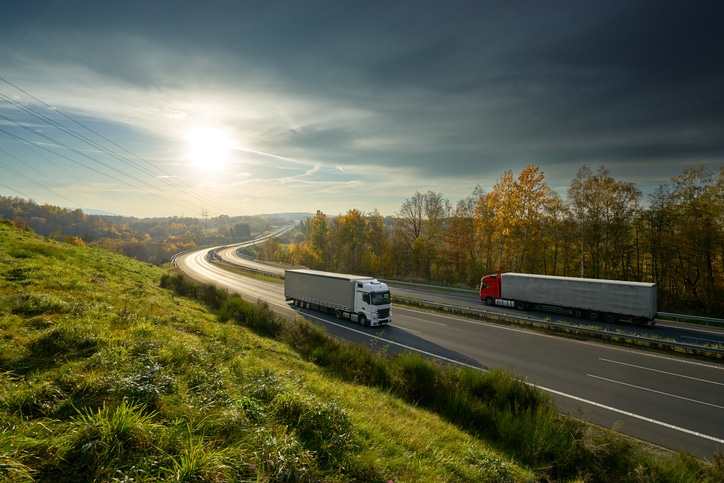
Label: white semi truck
xmin=480 ymin=272 xmax=657 ymax=326
xmin=284 ymin=269 xmax=392 ymax=326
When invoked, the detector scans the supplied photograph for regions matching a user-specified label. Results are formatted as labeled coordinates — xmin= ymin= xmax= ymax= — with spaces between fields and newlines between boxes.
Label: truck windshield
xmin=370 ymin=291 xmax=391 ymax=306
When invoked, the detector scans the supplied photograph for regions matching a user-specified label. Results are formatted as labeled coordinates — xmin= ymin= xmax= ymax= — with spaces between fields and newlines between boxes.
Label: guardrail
xmin=658 ymin=312 xmax=724 ymax=327
xmin=206 ymin=250 xmax=284 ymax=279
xmin=393 ymin=296 xmax=723 ymax=359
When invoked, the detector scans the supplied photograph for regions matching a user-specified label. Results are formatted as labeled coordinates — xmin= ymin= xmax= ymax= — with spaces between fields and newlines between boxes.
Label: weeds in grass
xmin=54 ymin=400 xmax=158 ymax=481
xmin=160 ymin=431 xmax=232 ymax=482
xmin=255 ymin=428 xmax=315 ymax=483
xmin=118 ymin=354 xmax=175 ymax=408
xmin=270 ymin=393 xmax=356 ymax=468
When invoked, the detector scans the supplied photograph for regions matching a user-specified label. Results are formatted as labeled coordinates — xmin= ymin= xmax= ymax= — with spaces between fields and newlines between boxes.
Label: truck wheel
xmin=485 ymin=297 xmax=494 ymax=306
xmin=573 ymin=309 xmax=584 ymax=318
xmin=515 ymin=300 xmax=526 ymax=310
xmin=604 ymin=313 xmax=617 ymax=323
xmin=335 ymin=309 xmax=342 ymax=319
xmin=358 ymin=314 xmax=368 ymax=326
xmin=588 ymin=311 xmax=600 ymax=321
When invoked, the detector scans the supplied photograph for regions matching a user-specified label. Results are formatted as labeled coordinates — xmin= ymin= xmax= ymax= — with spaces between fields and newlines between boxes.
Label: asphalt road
xmin=175 ymin=246 xmax=724 ymax=460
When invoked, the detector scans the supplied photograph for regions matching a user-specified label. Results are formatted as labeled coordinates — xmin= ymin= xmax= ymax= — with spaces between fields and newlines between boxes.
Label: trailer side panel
xmin=501 ymin=273 xmax=656 ymax=319
xmin=284 ymin=269 xmax=371 ymax=312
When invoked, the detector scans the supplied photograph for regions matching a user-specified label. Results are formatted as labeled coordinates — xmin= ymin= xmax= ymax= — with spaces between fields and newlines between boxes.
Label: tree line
xmin=280 ymin=164 xmax=724 ymax=316
xmin=0 ymin=196 xmax=274 ymax=264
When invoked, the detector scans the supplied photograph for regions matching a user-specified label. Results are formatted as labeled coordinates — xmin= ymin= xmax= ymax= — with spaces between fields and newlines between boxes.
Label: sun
xmin=185 ymin=126 xmax=235 ymax=170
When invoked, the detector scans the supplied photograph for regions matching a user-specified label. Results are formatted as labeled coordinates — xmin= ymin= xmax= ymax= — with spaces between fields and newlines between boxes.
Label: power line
xmin=0 ymin=76 xmax=244 ymax=217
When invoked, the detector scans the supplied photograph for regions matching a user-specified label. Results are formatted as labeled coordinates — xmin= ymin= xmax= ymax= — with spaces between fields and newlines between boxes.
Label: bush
xmin=218 ymin=295 xmax=283 ymax=337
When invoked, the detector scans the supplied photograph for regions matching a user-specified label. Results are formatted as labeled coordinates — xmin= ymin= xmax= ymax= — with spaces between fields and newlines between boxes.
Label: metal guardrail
xmin=206 ymin=250 xmax=284 ymax=279
xmin=658 ymin=312 xmax=724 ymax=327
xmin=393 ymin=295 xmax=724 ymax=358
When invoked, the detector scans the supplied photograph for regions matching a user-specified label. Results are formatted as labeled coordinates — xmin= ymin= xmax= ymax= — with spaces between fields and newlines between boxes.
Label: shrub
xmin=218 ymin=295 xmax=283 ymax=338
xmin=392 ymin=351 xmax=439 ymax=406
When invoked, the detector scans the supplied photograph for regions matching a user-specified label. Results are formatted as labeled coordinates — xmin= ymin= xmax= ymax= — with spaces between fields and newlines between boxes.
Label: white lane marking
xmin=588 ymin=374 xmax=724 ymax=410
xmin=300 ymin=311 xmax=724 ymax=446
xmin=600 ymin=358 xmax=724 ymax=386
xmin=182 ymin=254 xmax=724 ymax=447
xmin=301 ymin=312 xmax=482 ymax=369
xmin=394 ymin=307 xmax=448 ymax=326
xmin=541 ymin=385 xmax=724 ymax=445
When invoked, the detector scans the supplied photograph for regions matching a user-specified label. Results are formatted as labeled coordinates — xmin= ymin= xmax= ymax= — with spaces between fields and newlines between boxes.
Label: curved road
xmin=176 ymin=244 xmax=724 ymax=460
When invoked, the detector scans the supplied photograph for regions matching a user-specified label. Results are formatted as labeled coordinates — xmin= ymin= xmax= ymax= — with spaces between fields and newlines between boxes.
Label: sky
xmin=1 ymin=0 xmax=723 ymax=219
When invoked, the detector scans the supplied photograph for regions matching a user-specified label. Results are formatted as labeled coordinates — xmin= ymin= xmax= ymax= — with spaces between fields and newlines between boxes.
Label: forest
xmin=279 ymin=164 xmax=724 ymax=316
xmin=0 ymin=195 xmax=282 ymax=264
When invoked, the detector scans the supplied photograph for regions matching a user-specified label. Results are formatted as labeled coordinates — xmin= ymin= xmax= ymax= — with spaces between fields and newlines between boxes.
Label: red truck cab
xmin=480 ymin=273 xmax=502 ymax=304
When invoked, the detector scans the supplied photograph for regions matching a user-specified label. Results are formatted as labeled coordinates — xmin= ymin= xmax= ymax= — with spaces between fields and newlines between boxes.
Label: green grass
xmin=1 ymin=221 xmax=722 ymax=482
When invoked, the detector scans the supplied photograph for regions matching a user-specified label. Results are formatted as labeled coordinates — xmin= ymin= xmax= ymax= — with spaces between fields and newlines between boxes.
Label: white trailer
xmin=480 ymin=272 xmax=656 ymax=325
xmin=284 ymin=269 xmax=391 ymax=326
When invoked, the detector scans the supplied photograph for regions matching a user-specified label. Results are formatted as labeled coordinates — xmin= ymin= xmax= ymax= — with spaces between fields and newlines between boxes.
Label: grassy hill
xmin=0 ymin=221 xmax=720 ymax=482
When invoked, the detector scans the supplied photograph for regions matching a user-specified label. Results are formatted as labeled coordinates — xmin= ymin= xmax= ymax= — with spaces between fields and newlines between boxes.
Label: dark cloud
xmin=2 ymin=0 xmax=724 ymax=215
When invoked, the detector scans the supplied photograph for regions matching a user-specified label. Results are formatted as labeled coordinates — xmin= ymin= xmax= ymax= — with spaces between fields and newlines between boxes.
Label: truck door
xmin=480 ymin=274 xmax=500 ymax=305
xmin=354 ymin=286 xmax=372 ymax=325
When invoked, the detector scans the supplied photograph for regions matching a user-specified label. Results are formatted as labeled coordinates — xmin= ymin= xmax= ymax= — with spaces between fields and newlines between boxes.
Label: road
xmin=175 ymin=244 xmax=724 ymax=460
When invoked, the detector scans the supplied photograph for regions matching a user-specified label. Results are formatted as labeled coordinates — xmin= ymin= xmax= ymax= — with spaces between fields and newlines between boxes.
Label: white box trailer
xmin=480 ymin=272 xmax=656 ymax=325
xmin=284 ymin=269 xmax=391 ymax=326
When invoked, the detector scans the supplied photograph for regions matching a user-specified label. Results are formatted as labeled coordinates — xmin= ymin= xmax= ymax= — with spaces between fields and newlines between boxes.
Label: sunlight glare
xmin=185 ymin=126 xmax=235 ymax=170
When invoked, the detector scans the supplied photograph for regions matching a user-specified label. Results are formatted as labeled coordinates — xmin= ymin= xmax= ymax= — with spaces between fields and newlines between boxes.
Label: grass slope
xmin=0 ymin=221 xmax=531 ymax=482
xmin=1 ymin=221 xmax=721 ymax=482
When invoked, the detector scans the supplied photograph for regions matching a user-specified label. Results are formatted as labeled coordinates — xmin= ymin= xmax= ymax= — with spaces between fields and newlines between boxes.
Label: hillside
xmin=1 ymin=221 xmax=720 ymax=482
xmin=0 ymin=221 xmax=534 ymax=482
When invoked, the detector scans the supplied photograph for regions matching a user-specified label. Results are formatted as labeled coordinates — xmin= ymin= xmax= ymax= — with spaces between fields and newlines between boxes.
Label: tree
xmin=394 ymin=191 xmax=450 ymax=279
xmin=474 ymin=189 xmax=497 ymax=274
xmin=440 ymin=192 xmax=482 ymax=286
xmin=331 ymin=209 xmax=368 ymax=273
xmin=568 ymin=166 xmax=641 ymax=279
xmin=665 ymin=165 xmax=724 ymax=313
xmin=309 ymin=210 xmax=331 ymax=269
xmin=488 ymin=166 xmax=551 ymax=272
xmin=363 ymin=209 xmax=390 ymax=276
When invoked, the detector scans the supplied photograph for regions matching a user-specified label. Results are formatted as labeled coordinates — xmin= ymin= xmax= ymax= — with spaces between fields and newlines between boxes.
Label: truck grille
xmin=377 ymin=308 xmax=390 ymax=319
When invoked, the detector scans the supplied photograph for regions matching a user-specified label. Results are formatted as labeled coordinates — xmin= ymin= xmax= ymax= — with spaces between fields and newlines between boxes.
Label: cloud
xmin=1 ymin=1 xmax=723 ymax=217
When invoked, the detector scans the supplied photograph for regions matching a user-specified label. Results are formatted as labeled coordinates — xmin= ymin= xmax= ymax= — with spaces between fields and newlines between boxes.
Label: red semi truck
xmin=480 ymin=272 xmax=657 ymax=326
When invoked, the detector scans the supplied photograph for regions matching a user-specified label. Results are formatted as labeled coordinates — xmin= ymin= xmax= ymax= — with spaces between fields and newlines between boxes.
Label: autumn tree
xmin=308 ymin=210 xmax=331 ymax=268
xmin=647 ymin=165 xmax=724 ymax=313
xmin=330 ymin=209 xmax=368 ymax=273
xmin=394 ymin=191 xmax=450 ymax=279
xmin=474 ymin=189 xmax=497 ymax=275
xmin=362 ymin=209 xmax=390 ymax=276
xmin=440 ymin=190 xmax=484 ymax=286
xmin=487 ymin=166 xmax=551 ymax=272
xmin=568 ymin=166 xmax=641 ymax=279
xmin=539 ymin=191 xmax=578 ymax=276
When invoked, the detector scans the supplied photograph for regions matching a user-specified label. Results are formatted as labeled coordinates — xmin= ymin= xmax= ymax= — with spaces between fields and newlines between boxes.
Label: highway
xmin=175 ymin=241 xmax=724 ymax=460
